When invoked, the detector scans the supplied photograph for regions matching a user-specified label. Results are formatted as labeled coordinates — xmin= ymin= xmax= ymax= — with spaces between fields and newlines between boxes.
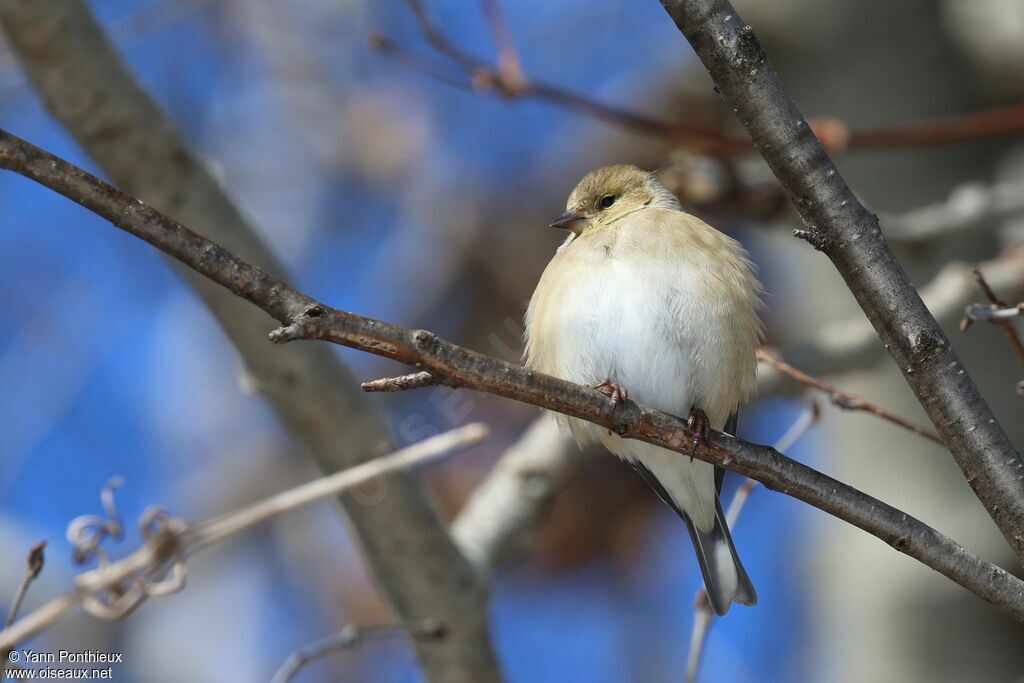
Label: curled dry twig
xmin=0 ymin=425 xmax=489 ymax=651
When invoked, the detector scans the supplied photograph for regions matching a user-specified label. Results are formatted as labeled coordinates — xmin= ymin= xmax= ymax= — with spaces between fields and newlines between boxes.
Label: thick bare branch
xmin=0 ymin=426 xmax=488 ymax=652
xmin=3 ymin=128 xmax=1022 ymax=619
xmin=451 ymin=416 xmax=584 ymax=571
xmin=658 ymin=0 xmax=1024 ymax=562
xmin=452 ymin=342 xmax=941 ymax=577
xmin=0 ymin=3 xmax=501 ymax=679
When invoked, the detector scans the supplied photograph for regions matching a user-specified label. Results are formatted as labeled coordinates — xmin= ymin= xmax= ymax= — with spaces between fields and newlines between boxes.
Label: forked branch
xmin=2 ymin=128 xmax=1023 ymax=619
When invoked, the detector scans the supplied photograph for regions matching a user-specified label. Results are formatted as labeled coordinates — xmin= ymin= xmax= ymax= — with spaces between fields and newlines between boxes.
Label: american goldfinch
xmin=525 ymin=165 xmax=764 ymax=614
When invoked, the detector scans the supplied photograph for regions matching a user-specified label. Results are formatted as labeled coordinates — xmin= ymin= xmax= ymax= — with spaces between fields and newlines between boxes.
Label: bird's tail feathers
xmin=685 ymin=498 xmax=757 ymax=615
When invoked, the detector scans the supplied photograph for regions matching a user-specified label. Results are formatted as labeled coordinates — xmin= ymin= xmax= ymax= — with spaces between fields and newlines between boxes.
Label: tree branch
xmin=757 ymin=247 xmax=1024 ymax=396
xmin=362 ymin=371 xmax=443 ymax=393
xmin=0 ymin=426 xmax=488 ymax=651
xmin=882 ymin=177 xmax=1024 ymax=244
xmin=371 ymin=1 xmax=743 ymax=154
xmin=685 ymin=403 xmax=819 ymax=683
xmin=0 ymin=2 xmax=501 ymax=679
xmin=270 ymin=620 xmax=447 ymax=683
xmin=963 ymin=267 xmax=1024 ymax=393
xmin=658 ymin=0 xmax=1024 ymax=564
xmin=4 ymin=542 xmax=46 ymax=629
xmin=451 ymin=416 xmax=585 ymax=571
xmin=756 ymin=350 xmax=943 ymax=444
xmin=378 ymin=0 xmax=1024 ymax=156
xmin=3 ymin=128 xmax=1023 ymax=620
xmin=964 ymin=302 xmax=1024 ymax=324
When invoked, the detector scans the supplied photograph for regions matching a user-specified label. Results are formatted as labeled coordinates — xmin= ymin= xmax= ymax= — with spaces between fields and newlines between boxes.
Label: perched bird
xmin=525 ymin=165 xmax=764 ymax=615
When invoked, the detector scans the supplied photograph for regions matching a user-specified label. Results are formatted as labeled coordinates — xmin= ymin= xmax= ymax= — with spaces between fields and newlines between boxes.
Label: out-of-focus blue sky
xmin=0 ymin=1 xmax=817 ymax=681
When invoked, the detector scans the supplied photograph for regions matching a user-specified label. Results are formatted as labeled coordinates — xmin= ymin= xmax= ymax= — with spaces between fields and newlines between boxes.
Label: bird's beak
xmin=549 ymin=210 xmax=585 ymax=231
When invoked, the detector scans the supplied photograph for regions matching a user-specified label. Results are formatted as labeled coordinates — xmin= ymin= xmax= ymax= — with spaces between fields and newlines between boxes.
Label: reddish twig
xmin=372 ymin=0 xmax=745 ymax=154
xmin=376 ymin=0 xmax=1024 ymax=156
xmin=755 ymin=350 xmax=944 ymax=445
xmin=846 ymin=103 xmax=1024 ymax=151
xmin=478 ymin=0 xmax=525 ymax=89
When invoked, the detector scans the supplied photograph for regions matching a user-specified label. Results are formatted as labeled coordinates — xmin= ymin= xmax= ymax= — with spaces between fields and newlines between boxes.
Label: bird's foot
xmin=595 ymin=379 xmax=629 ymax=411
xmin=687 ymin=408 xmax=711 ymax=454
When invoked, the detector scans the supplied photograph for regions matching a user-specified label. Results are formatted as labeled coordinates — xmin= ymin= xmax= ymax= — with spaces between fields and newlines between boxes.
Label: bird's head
xmin=550 ymin=164 xmax=681 ymax=236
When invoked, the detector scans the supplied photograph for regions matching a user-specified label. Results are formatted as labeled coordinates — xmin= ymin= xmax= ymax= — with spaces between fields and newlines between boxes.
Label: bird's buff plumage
xmin=525 ymin=165 xmax=764 ymax=615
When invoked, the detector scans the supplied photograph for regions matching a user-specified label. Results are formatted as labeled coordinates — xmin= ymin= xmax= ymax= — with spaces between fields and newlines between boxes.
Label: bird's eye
xmin=599 ymin=194 xmax=616 ymax=209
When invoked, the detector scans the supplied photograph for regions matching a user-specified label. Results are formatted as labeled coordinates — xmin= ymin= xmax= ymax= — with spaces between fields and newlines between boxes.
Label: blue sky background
xmin=0 ymin=1 xmax=819 ymax=681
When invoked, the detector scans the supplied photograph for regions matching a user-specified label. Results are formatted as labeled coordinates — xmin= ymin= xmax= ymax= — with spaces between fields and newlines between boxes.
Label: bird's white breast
xmin=524 ymin=207 xmax=762 ymax=530
xmin=525 ymin=208 xmax=759 ymax=431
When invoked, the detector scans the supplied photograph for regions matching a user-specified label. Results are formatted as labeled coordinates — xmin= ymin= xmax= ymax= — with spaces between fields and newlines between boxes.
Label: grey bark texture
xmin=4 ymin=123 xmax=1024 ymax=619
xmin=659 ymin=0 xmax=1024 ymax=565
xmin=0 ymin=2 xmax=501 ymax=680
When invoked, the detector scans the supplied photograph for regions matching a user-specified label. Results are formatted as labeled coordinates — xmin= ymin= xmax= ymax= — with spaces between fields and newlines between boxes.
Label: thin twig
xmin=191 ymin=424 xmax=488 ymax=552
xmin=270 ymin=620 xmax=447 ymax=683
xmin=67 ymin=477 xmax=125 ymax=566
xmin=361 ymin=371 xmax=441 ymax=393
xmin=660 ymin=0 xmax=1024 ymax=566
xmin=0 ymin=3 xmax=501 ymax=679
xmin=684 ymin=402 xmax=820 ymax=683
xmin=405 ymin=0 xmax=480 ymax=69
xmin=847 ymin=103 xmax=1024 ymax=150
xmin=0 ymin=425 xmax=488 ymax=651
xmin=756 ymin=248 xmax=1024 ymax=397
xmin=2 ymin=541 xmax=46 ymax=674
xmin=3 ymin=129 xmax=1024 ymax=620
xmin=4 ymin=541 xmax=45 ymax=628
xmin=478 ymin=0 xmax=525 ymax=89
xmin=964 ymin=302 xmax=1024 ymax=324
xmin=378 ymin=0 xmax=1024 ymax=155
xmin=755 ymin=349 xmax=943 ymax=445
xmin=961 ymin=268 xmax=1024 ymax=390
xmin=373 ymin=0 xmax=743 ymax=153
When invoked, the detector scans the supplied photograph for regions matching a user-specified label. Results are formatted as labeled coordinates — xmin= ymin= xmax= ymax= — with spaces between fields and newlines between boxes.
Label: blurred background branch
xmin=374 ymin=0 xmax=1024 ymax=157
xmin=0 ymin=425 xmax=488 ymax=653
xmin=684 ymin=402 xmax=820 ymax=683
xmin=270 ymin=620 xmax=447 ymax=683
xmin=0 ymin=1 xmax=501 ymax=680
xmin=3 ymin=0 xmax=1024 ymax=680
xmin=5 ymin=121 xmax=1023 ymax=620
xmin=656 ymin=1 xmax=1024 ymax=564
xmin=757 ymin=247 xmax=1024 ymax=395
